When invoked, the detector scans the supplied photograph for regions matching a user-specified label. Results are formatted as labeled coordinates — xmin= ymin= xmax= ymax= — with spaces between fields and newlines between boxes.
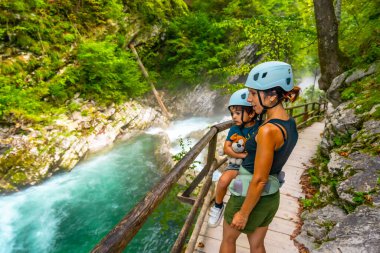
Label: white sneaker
xmin=208 ymin=205 xmax=224 ymax=228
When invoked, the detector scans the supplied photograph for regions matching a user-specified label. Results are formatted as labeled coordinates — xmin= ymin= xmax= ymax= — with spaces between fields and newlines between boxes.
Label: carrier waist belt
xmin=228 ymin=166 xmax=285 ymax=197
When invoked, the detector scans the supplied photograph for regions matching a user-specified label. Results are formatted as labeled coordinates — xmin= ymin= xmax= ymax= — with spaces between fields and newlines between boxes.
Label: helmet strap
xmin=257 ymin=90 xmax=283 ymax=110
xmin=240 ymin=110 xmax=246 ymax=129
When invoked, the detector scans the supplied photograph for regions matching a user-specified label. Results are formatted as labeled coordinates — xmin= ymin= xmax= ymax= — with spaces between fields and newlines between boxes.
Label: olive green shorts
xmin=224 ymin=191 xmax=280 ymax=234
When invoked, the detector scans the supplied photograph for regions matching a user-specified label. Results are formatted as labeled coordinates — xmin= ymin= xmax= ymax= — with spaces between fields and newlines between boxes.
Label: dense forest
xmin=1 ymin=0 xmax=377 ymax=126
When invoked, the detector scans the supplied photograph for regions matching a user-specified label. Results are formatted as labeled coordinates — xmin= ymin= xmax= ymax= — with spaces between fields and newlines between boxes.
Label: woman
xmin=220 ymin=61 xmax=300 ymax=253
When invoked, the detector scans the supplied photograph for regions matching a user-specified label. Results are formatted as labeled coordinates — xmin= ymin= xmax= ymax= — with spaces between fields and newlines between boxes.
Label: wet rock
xmin=154 ymin=132 xmax=174 ymax=174
xmin=313 ymin=206 xmax=380 ymax=253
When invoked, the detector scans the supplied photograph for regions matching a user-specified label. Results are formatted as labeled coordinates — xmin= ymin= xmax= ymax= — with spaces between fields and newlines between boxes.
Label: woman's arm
xmin=224 ymin=140 xmax=248 ymax=159
xmin=230 ymin=125 xmax=278 ymax=230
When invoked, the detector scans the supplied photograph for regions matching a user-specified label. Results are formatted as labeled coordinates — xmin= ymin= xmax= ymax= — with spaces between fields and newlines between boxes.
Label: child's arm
xmin=224 ymin=140 xmax=247 ymax=159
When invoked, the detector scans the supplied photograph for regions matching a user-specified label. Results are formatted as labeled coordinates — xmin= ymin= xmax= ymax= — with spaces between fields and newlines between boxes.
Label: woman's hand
xmin=231 ymin=210 xmax=248 ymax=230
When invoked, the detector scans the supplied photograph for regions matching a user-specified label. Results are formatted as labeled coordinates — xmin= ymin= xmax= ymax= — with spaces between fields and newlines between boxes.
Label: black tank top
xmin=242 ymin=118 xmax=298 ymax=175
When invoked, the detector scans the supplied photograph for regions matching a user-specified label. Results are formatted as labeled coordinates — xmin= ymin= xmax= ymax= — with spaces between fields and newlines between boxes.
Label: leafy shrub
xmin=77 ymin=40 xmax=149 ymax=103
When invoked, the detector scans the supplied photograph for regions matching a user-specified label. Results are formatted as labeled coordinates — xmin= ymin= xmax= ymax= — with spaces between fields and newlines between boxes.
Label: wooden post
xmin=170 ymin=134 xmax=218 ymax=253
xmin=171 ymin=160 xmax=216 ymax=253
xmin=184 ymin=183 xmax=215 ymax=253
xmin=182 ymin=133 xmax=218 ymax=198
xmin=303 ymin=104 xmax=309 ymax=123
xmin=311 ymin=102 xmax=315 ymax=116
xmin=129 ymin=43 xmax=171 ymax=119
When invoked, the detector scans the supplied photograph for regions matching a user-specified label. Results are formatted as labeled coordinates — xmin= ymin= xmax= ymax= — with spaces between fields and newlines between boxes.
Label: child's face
xmin=229 ymin=106 xmax=252 ymax=126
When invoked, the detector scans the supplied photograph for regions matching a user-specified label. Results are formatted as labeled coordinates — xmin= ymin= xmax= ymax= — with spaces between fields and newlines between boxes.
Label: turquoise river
xmin=0 ymin=116 xmax=226 ymax=253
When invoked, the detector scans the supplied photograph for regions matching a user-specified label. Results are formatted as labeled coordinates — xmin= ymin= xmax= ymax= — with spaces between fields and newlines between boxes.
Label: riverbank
xmin=0 ymin=84 xmax=229 ymax=194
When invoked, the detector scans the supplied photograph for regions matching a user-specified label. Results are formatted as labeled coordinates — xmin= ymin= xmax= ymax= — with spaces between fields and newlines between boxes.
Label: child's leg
xmin=215 ymin=169 xmax=239 ymax=205
xmin=208 ymin=169 xmax=239 ymax=227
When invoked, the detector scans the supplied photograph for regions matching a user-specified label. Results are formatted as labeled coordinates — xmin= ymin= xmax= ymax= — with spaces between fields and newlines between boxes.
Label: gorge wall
xmin=296 ymin=63 xmax=380 ymax=253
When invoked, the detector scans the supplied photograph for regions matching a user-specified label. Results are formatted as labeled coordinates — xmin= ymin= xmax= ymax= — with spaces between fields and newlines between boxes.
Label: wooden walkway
xmin=193 ymin=121 xmax=325 ymax=253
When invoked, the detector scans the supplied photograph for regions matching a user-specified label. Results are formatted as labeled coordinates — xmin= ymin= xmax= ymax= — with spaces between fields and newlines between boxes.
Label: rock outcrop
xmin=0 ymin=99 xmax=168 ymax=193
xmin=296 ymin=66 xmax=380 ymax=252
xmin=161 ymin=83 xmax=229 ymax=118
xmin=326 ymin=63 xmax=378 ymax=108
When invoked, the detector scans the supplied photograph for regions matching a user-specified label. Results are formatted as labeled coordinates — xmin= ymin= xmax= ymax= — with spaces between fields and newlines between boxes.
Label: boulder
xmin=313 ymin=206 xmax=380 ymax=253
xmin=336 ymin=152 xmax=380 ymax=204
xmin=345 ymin=63 xmax=378 ymax=84
xmin=320 ymin=102 xmax=363 ymax=154
xmin=329 ymin=102 xmax=362 ymax=135
xmin=327 ymin=152 xmax=352 ymax=176
xmin=296 ymin=205 xmax=346 ymax=248
xmin=154 ymin=133 xmax=174 ymax=173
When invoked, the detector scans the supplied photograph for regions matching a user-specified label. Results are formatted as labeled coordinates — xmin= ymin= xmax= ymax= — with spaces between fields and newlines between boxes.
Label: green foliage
xmin=144 ymin=0 xmax=318 ymax=87
xmin=333 ymin=133 xmax=352 ymax=147
xmin=352 ymin=191 xmax=374 ymax=205
xmin=342 ymin=72 xmax=380 ymax=119
xmin=339 ymin=0 xmax=380 ymax=66
xmin=157 ymin=12 xmax=229 ymax=86
xmin=300 ymin=193 xmax=323 ymax=209
xmin=125 ymin=0 xmax=188 ymax=24
xmin=77 ymin=40 xmax=149 ymax=103
xmin=0 ymin=0 xmax=162 ymax=123
xmin=172 ymin=138 xmax=201 ymax=177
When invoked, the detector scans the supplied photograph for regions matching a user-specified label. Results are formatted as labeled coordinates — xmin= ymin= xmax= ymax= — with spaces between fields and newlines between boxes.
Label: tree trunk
xmin=313 ymin=0 xmax=343 ymax=91
xmin=129 ymin=43 xmax=171 ymax=119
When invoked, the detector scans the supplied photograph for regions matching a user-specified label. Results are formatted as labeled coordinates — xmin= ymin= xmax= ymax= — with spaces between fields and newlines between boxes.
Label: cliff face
xmin=0 ymin=1 xmax=190 ymax=193
xmin=296 ymin=64 xmax=380 ymax=252
xmin=0 ymin=82 xmax=230 ymax=194
xmin=0 ymin=98 xmax=168 ymax=193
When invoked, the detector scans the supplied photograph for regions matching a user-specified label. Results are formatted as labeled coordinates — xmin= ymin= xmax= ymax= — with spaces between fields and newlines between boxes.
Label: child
xmin=208 ymin=88 xmax=261 ymax=227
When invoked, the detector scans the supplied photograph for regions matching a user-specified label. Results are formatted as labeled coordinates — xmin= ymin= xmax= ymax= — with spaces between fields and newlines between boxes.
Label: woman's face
xmin=247 ymin=88 xmax=275 ymax=114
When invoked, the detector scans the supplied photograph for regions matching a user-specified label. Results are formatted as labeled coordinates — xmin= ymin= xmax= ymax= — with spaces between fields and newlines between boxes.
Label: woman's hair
xmin=263 ymin=86 xmax=300 ymax=103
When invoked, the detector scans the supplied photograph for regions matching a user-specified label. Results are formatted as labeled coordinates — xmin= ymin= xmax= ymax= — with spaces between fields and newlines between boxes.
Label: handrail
xmin=91 ymin=121 xmax=233 ymax=253
xmin=91 ymin=100 xmax=328 ymax=253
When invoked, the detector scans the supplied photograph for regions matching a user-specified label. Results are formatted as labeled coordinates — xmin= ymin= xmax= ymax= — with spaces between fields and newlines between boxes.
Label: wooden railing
xmin=286 ymin=98 xmax=328 ymax=129
xmin=91 ymin=100 xmax=328 ymax=253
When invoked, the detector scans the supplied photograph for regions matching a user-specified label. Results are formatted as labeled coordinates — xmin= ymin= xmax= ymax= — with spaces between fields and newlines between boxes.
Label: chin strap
xmin=239 ymin=108 xmax=258 ymax=131
xmin=239 ymin=110 xmax=246 ymax=130
xmin=257 ymin=90 xmax=283 ymax=110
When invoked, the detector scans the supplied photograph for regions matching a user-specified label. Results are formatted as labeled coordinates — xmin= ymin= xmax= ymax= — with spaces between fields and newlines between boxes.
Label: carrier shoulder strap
xmin=270 ymin=122 xmax=287 ymax=142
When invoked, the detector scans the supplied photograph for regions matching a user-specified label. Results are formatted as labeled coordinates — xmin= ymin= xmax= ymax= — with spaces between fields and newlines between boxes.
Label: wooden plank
xmin=194 ymin=235 xmax=250 ymax=253
xmin=269 ymin=216 xmax=298 ymax=235
xmin=192 ymin=121 xmax=325 ymax=253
